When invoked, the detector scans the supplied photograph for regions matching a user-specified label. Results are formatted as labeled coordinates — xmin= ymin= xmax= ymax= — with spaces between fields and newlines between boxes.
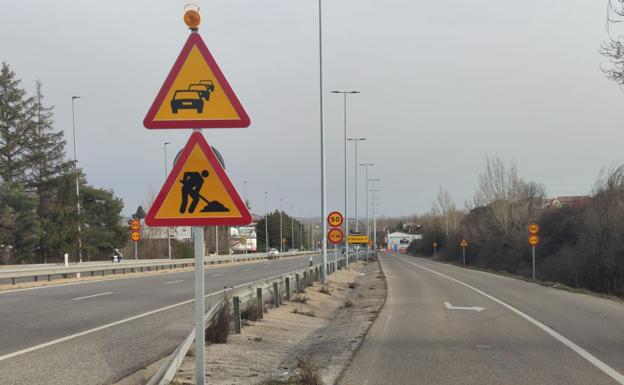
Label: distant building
xmin=387 ymin=232 xmax=422 ymax=253
xmin=545 ymin=196 xmax=592 ymax=209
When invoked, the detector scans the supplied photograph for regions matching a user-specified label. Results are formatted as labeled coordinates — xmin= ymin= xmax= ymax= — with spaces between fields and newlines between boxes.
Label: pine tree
xmin=0 ymin=182 xmax=39 ymax=263
xmin=0 ymin=63 xmax=33 ymax=184
xmin=22 ymin=81 xmax=77 ymax=262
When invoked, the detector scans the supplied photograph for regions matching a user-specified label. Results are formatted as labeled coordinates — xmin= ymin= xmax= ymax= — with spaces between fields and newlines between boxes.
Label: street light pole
xmin=280 ymin=198 xmax=284 ymax=252
xmin=317 ymin=0 xmax=329 ymax=286
xmin=348 ymin=138 xmax=366 ymax=261
xmin=331 ymin=90 xmax=359 ymax=268
xmin=71 ymin=96 xmax=83 ymax=263
xmin=164 ymin=142 xmax=172 ymax=260
xmin=291 ymin=204 xmax=294 ymax=250
xmin=360 ymin=163 xmax=374 ymax=243
xmin=243 ymin=181 xmax=248 ymax=254
xmin=264 ymin=192 xmax=269 ymax=252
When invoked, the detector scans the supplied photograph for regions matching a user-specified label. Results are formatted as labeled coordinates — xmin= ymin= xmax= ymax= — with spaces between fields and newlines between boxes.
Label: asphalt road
xmin=0 ymin=253 xmax=335 ymax=385
xmin=340 ymin=253 xmax=624 ymax=385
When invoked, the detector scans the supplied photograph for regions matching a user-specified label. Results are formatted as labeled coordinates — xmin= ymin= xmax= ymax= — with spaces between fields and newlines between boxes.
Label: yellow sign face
xmin=131 ymin=231 xmax=141 ymax=242
xmin=145 ymin=132 xmax=252 ymax=227
xmin=144 ymin=33 xmax=250 ymax=129
xmin=460 ymin=239 xmax=469 ymax=247
xmin=528 ymin=234 xmax=540 ymax=246
xmin=348 ymin=235 xmax=369 ymax=244
xmin=528 ymin=223 xmax=540 ymax=234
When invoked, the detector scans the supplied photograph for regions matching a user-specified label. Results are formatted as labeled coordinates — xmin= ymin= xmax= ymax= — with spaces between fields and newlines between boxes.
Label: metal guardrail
xmin=148 ymin=251 xmax=376 ymax=385
xmin=0 ymin=251 xmax=316 ymax=286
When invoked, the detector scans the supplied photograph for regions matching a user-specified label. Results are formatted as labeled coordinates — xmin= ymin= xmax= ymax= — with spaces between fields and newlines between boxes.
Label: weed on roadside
xmin=241 ymin=298 xmax=263 ymax=321
xmin=344 ymin=299 xmax=354 ymax=308
xmin=348 ymin=281 xmax=358 ymax=289
xmin=205 ymin=293 xmax=232 ymax=344
xmin=291 ymin=308 xmax=316 ymax=317
xmin=292 ymin=294 xmax=309 ymax=304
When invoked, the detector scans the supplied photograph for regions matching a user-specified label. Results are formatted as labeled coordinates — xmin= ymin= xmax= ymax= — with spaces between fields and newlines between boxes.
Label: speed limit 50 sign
xmin=327 ymin=211 xmax=344 ymax=228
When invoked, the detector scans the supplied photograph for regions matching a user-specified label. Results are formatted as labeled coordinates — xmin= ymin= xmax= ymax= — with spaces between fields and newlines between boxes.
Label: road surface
xmin=340 ymin=253 xmax=624 ymax=385
xmin=0 ymin=253 xmax=329 ymax=385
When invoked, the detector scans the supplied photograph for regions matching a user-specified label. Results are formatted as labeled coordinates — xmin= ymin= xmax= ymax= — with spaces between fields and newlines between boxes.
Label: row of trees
xmin=0 ymin=63 xmax=125 ymax=264
xmin=256 ymin=211 xmax=305 ymax=252
xmin=409 ymin=156 xmax=624 ymax=297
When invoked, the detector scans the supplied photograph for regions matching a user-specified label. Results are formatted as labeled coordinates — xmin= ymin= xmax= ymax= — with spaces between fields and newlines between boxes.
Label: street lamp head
xmin=72 ymin=96 xmax=81 ymax=100
xmin=347 ymin=137 xmax=367 ymax=141
xmin=330 ymin=90 xmax=360 ymax=94
xmin=360 ymin=163 xmax=374 ymax=166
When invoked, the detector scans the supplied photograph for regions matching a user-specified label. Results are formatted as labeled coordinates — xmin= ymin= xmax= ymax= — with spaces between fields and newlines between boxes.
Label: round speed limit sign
xmin=131 ymin=231 xmax=141 ymax=242
xmin=327 ymin=211 xmax=344 ymax=228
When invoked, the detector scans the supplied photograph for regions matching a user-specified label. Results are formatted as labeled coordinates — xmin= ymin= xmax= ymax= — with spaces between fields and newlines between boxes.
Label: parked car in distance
xmin=188 ymin=84 xmax=211 ymax=100
xmin=199 ymin=79 xmax=215 ymax=92
xmin=171 ymin=90 xmax=203 ymax=113
xmin=268 ymin=248 xmax=279 ymax=259
xmin=287 ymin=248 xmax=298 ymax=253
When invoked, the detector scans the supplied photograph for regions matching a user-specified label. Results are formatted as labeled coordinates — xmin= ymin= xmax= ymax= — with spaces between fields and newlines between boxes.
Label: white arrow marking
xmin=444 ymin=302 xmax=485 ymax=312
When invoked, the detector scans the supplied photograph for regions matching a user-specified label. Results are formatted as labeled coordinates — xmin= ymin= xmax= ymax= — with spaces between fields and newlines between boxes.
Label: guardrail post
xmin=303 ymin=271 xmax=308 ymax=288
xmin=34 ymin=276 xmax=38 ymax=282
xmin=314 ymin=267 xmax=319 ymax=282
xmin=102 ymin=270 xmax=105 ymax=276
xmin=256 ymin=288 xmax=264 ymax=319
xmin=273 ymin=282 xmax=280 ymax=308
xmin=91 ymin=271 xmax=94 ymax=277
xmin=122 ymin=268 xmax=126 ymax=274
xmin=12 ymin=277 xmax=15 ymax=285
xmin=233 ymin=296 xmax=241 ymax=334
xmin=295 ymin=274 xmax=300 ymax=294
xmin=285 ymin=277 xmax=290 ymax=300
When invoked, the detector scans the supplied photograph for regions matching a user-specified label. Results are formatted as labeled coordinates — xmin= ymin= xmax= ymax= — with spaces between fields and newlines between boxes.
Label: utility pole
xmin=318 ymin=0 xmax=328 ymax=287
xmin=280 ymin=198 xmax=284 ymax=252
xmin=164 ymin=142 xmax=172 ymax=260
xmin=71 ymin=96 xmax=83 ymax=263
xmin=291 ymin=204 xmax=294 ymax=250
xmin=348 ymin=137 xmax=366 ymax=261
xmin=360 ymin=163 xmax=374 ymax=244
xmin=264 ymin=192 xmax=269 ymax=252
xmin=331 ymin=90 xmax=360 ymax=268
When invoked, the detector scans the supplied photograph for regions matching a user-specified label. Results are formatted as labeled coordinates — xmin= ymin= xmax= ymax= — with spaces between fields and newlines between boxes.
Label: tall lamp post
xmin=331 ymin=90 xmax=359 ymax=268
xmin=71 ymin=96 xmax=83 ymax=263
xmin=243 ymin=181 xmax=248 ymax=254
xmin=164 ymin=142 xmax=172 ymax=260
xmin=280 ymin=198 xmax=284 ymax=252
xmin=360 ymin=163 xmax=374 ymax=245
xmin=290 ymin=204 xmax=295 ymax=250
xmin=347 ymin=137 xmax=366 ymax=261
xmin=264 ymin=192 xmax=269 ymax=252
xmin=317 ymin=0 xmax=329 ymax=286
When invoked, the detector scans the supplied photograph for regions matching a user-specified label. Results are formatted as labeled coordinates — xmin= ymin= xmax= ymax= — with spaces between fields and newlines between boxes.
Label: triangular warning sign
xmin=145 ymin=132 xmax=252 ymax=226
xmin=144 ymin=32 xmax=250 ymax=129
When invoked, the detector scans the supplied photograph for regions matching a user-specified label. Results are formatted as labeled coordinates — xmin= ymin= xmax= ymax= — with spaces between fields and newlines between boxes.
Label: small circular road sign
xmin=327 ymin=211 xmax=344 ymax=228
xmin=433 ymin=242 xmax=438 ymax=248
xmin=130 ymin=219 xmax=141 ymax=231
xmin=131 ymin=231 xmax=141 ymax=242
xmin=528 ymin=234 xmax=540 ymax=246
xmin=528 ymin=223 xmax=540 ymax=234
xmin=327 ymin=228 xmax=344 ymax=244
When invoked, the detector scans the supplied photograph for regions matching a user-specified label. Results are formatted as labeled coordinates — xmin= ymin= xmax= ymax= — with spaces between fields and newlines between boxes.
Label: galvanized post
xmin=285 ymin=277 xmax=291 ymax=300
xmin=295 ymin=273 xmax=300 ymax=294
xmin=303 ymin=271 xmax=308 ymax=288
xmin=233 ymin=296 xmax=241 ymax=334
xmin=256 ymin=287 xmax=264 ymax=319
xmin=273 ymin=282 xmax=280 ymax=307
xmin=532 ymin=245 xmax=536 ymax=280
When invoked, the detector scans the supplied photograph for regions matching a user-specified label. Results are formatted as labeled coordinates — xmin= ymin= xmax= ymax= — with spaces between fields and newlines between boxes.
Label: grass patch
xmin=241 ymin=298 xmax=263 ymax=321
xmin=348 ymin=281 xmax=358 ymax=289
xmin=291 ymin=308 xmax=316 ymax=317
xmin=261 ymin=356 xmax=322 ymax=385
xmin=292 ymin=294 xmax=309 ymax=304
xmin=205 ymin=294 xmax=232 ymax=344
xmin=319 ymin=286 xmax=331 ymax=295
xmin=344 ymin=299 xmax=354 ymax=308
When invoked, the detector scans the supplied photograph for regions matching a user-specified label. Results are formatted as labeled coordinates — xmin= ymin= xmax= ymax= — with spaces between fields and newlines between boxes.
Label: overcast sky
xmin=2 ymin=0 xmax=623 ymax=219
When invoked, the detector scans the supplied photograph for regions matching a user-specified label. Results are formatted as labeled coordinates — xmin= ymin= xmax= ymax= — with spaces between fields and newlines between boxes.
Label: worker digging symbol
xmin=179 ymin=170 xmax=230 ymax=214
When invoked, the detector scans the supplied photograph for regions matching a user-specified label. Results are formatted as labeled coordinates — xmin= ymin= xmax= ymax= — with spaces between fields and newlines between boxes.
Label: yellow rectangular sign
xmin=348 ymin=235 xmax=369 ymax=244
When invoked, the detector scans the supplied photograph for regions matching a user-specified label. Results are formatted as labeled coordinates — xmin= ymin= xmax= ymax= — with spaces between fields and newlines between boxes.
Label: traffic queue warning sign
xmin=143 ymin=33 xmax=250 ymax=129
xmin=145 ymin=132 xmax=252 ymax=226
xmin=348 ymin=235 xmax=369 ymax=244
xmin=327 ymin=228 xmax=344 ymax=244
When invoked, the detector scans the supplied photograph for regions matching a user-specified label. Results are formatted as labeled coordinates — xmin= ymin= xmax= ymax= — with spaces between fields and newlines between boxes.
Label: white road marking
xmin=72 ymin=292 xmax=113 ymax=301
xmin=395 ymin=255 xmax=624 ymax=384
xmin=164 ymin=280 xmax=184 ymax=285
xmin=444 ymin=302 xmax=485 ymax=312
xmin=264 ymin=265 xmax=271 ymax=269
xmin=212 ymin=273 xmax=224 ymax=277
xmin=243 ymin=269 xmax=251 ymax=272
xmin=0 ymin=298 xmax=196 ymax=363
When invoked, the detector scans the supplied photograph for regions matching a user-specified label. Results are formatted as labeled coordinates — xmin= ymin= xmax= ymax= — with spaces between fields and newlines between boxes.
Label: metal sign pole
xmin=462 ymin=247 xmax=466 ymax=265
xmin=134 ymin=241 xmax=138 ymax=260
xmin=532 ymin=245 xmax=536 ymax=280
xmin=193 ymin=226 xmax=205 ymax=385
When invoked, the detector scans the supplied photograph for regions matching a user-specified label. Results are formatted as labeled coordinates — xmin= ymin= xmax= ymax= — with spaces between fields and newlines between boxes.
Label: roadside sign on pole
xmin=145 ymin=132 xmax=252 ymax=226
xmin=528 ymin=223 xmax=540 ymax=234
xmin=143 ymin=33 xmax=250 ymax=129
xmin=130 ymin=219 xmax=141 ymax=231
xmin=327 ymin=228 xmax=344 ymax=244
xmin=327 ymin=211 xmax=344 ymax=228
xmin=433 ymin=241 xmax=438 ymax=248
xmin=348 ymin=235 xmax=369 ymax=244
xmin=528 ymin=234 xmax=540 ymax=246
xmin=130 ymin=231 xmax=141 ymax=242
xmin=460 ymin=239 xmax=468 ymax=248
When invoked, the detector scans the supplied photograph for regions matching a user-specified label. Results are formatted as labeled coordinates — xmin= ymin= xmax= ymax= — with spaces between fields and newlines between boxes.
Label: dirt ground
xmin=168 ymin=259 xmax=387 ymax=385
